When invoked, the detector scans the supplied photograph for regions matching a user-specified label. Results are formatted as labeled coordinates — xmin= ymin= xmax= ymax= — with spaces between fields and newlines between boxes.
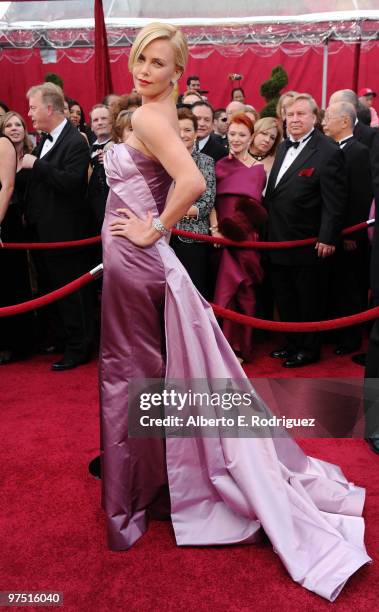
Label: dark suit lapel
xmin=266 ymin=141 xmax=286 ymax=196
xmin=277 ymin=143 xmax=316 ymax=186
xmin=42 ymin=120 xmax=71 ymax=160
xmin=273 ymin=134 xmax=319 ymax=191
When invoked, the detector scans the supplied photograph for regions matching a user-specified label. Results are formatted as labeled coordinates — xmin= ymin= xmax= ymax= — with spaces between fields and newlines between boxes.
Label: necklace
xmin=249 ymin=151 xmax=267 ymax=161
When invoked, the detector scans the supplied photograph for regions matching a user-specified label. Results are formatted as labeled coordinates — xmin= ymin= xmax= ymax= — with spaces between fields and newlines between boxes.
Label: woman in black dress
xmin=0 ymin=111 xmax=34 ymax=364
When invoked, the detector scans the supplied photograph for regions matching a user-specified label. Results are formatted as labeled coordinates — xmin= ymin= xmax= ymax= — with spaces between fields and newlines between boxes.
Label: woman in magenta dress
xmin=212 ymin=113 xmax=268 ymax=362
xmin=100 ymin=22 xmax=370 ymax=601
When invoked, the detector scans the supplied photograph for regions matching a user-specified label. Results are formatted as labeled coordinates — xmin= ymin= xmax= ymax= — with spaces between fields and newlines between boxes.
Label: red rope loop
xmin=1 ymin=219 xmax=374 ymax=250
xmin=1 ymin=264 xmax=378 ymax=332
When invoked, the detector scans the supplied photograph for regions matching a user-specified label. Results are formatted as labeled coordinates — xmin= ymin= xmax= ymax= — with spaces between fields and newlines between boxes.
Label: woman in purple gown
xmin=100 ymin=22 xmax=370 ymax=601
xmin=213 ymin=113 xmax=268 ymax=362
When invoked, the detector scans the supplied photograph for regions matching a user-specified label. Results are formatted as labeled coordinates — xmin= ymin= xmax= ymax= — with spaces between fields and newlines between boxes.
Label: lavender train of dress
xmin=100 ymin=143 xmax=371 ymax=601
xmin=214 ymin=158 xmax=267 ymax=361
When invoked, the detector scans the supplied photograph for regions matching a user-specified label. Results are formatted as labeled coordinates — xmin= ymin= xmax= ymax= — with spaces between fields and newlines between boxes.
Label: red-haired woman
xmin=212 ymin=113 xmax=267 ymax=362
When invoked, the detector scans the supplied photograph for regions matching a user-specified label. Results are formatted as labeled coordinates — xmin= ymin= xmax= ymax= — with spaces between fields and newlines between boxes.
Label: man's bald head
xmin=329 ymin=89 xmax=358 ymax=110
xmin=323 ymin=101 xmax=356 ymax=140
xmin=226 ymin=101 xmax=245 ymax=123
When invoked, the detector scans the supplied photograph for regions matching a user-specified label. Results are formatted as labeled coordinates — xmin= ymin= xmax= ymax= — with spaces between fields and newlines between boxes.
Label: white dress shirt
xmin=275 ymin=129 xmax=314 ymax=187
xmin=338 ymin=133 xmax=354 ymax=149
xmin=40 ymin=118 xmax=67 ymax=158
xmin=198 ymin=134 xmax=210 ymax=151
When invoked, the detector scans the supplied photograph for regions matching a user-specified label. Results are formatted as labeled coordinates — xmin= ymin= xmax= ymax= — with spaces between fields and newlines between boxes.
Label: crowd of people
xmin=1 ymin=22 xmax=377 ymax=599
xmin=0 ymin=77 xmax=378 ymax=371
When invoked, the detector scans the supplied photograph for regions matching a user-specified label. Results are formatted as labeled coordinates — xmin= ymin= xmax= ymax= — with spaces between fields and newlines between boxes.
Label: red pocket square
xmin=298 ymin=168 xmax=315 ymax=177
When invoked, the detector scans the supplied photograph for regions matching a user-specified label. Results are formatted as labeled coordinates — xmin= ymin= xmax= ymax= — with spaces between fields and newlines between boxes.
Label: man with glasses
xmin=213 ymin=108 xmax=229 ymax=150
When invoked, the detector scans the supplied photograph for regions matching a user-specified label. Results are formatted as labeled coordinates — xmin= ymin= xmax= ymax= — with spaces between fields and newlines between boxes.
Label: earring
xmin=170 ymin=79 xmax=176 ymax=86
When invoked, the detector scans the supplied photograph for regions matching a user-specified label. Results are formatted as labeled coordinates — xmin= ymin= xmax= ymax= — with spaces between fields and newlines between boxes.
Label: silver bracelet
xmin=152 ymin=217 xmax=170 ymax=236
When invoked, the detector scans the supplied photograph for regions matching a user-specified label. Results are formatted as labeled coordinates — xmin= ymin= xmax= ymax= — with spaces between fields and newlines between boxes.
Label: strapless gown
xmin=100 ymin=143 xmax=370 ymax=602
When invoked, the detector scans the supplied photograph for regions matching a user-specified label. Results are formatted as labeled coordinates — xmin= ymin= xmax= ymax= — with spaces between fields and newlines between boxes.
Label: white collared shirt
xmin=91 ymin=137 xmax=112 ymax=158
xmin=198 ymin=134 xmax=210 ymax=151
xmin=40 ymin=118 xmax=67 ymax=158
xmin=338 ymin=133 xmax=354 ymax=149
xmin=275 ymin=128 xmax=314 ymax=187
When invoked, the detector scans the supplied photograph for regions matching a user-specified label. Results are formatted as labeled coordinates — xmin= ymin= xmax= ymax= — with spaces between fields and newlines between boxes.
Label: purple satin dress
xmin=100 ymin=143 xmax=370 ymax=601
xmin=214 ymin=158 xmax=267 ymax=360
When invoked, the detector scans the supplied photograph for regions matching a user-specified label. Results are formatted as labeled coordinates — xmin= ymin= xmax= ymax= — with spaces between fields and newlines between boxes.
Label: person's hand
xmin=343 ymin=239 xmax=357 ymax=251
xmin=211 ymin=229 xmax=225 ymax=249
xmin=315 ymin=242 xmax=335 ymax=258
xmin=21 ymin=154 xmax=37 ymax=169
xmin=110 ymin=208 xmax=157 ymax=247
xmin=97 ymin=150 xmax=104 ymax=165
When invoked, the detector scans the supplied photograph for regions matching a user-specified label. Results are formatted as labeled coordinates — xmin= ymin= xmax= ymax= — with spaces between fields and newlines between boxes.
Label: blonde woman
xmin=98 ymin=22 xmax=370 ymax=602
xmin=250 ymin=117 xmax=282 ymax=176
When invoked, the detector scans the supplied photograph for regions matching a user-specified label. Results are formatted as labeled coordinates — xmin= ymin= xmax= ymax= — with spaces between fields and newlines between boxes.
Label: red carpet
xmin=1 ymin=340 xmax=377 ymax=611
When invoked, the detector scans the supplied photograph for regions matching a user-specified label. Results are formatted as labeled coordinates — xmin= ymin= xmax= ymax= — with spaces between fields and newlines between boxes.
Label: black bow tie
xmin=285 ymin=139 xmax=300 ymax=150
xmin=42 ymin=132 xmax=53 ymax=142
xmin=92 ymin=143 xmax=106 ymax=152
xmin=285 ymin=131 xmax=314 ymax=150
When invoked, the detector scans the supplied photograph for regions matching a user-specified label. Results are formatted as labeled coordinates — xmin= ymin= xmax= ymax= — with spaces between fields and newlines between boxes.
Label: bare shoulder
xmin=132 ymin=104 xmax=176 ymax=134
xmin=0 ymin=136 xmax=14 ymax=153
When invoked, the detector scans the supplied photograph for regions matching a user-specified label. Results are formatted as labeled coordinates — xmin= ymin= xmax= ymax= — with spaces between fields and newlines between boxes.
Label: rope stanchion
xmin=0 ymin=264 xmax=103 ymax=317
xmin=0 ymin=235 xmax=101 ymax=250
xmin=1 ymin=219 xmax=375 ymax=251
xmin=211 ymin=303 xmax=379 ymax=332
xmin=0 ymin=262 xmax=378 ymax=333
xmin=172 ymin=218 xmax=375 ymax=249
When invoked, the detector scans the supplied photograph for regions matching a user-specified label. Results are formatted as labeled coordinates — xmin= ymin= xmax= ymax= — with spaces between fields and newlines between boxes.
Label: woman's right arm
xmin=110 ymin=107 xmax=206 ymax=247
xmin=0 ymin=138 xmax=16 ymax=224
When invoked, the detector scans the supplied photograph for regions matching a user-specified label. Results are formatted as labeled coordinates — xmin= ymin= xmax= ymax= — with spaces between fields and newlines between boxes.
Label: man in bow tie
xmin=23 ymin=82 xmax=93 ymax=371
xmin=323 ymin=101 xmax=372 ymax=356
xmin=264 ymin=93 xmax=347 ymax=367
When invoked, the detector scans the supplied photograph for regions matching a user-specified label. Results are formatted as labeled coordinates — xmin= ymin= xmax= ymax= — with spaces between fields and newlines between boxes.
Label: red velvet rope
xmin=1 ymin=219 xmax=374 ymax=251
xmin=1 ymin=264 xmax=378 ymax=331
xmin=211 ymin=303 xmax=379 ymax=332
xmin=0 ymin=267 xmax=102 ymax=317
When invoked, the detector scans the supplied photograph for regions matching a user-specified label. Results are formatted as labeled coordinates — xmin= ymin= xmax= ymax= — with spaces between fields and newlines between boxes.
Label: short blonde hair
xmin=27 ymin=82 xmax=64 ymax=113
xmin=276 ymin=91 xmax=298 ymax=119
xmin=128 ymin=22 xmax=188 ymax=74
xmin=253 ymin=117 xmax=282 ymax=156
xmin=286 ymin=93 xmax=319 ymax=116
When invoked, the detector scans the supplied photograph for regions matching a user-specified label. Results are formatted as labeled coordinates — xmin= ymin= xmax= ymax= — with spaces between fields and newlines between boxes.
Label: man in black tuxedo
xmin=329 ymin=89 xmax=379 ymax=202
xmin=22 ymin=82 xmax=93 ymax=370
xmin=265 ymin=93 xmax=347 ymax=367
xmin=192 ymin=101 xmax=228 ymax=162
xmin=88 ymin=103 xmax=112 ymax=233
xmin=323 ymin=101 xmax=372 ymax=354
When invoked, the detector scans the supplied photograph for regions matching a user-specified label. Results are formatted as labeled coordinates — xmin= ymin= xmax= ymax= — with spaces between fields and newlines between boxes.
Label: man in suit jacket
xmin=88 ymin=104 xmax=112 ymax=233
xmin=192 ymin=101 xmax=228 ymax=162
xmin=329 ymin=89 xmax=379 ymax=294
xmin=265 ymin=93 xmax=347 ymax=367
xmin=323 ymin=101 xmax=372 ymax=354
xmin=22 ymin=82 xmax=93 ymax=371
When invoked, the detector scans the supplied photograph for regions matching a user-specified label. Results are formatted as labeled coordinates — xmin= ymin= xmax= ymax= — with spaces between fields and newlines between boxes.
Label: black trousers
xmin=364 ymin=316 xmax=379 ymax=438
xmin=0 ymin=205 xmax=34 ymax=355
xmin=170 ymin=235 xmax=211 ymax=300
xmin=30 ymin=227 xmax=94 ymax=361
xmin=270 ymin=261 xmax=329 ymax=357
xmin=330 ymin=242 xmax=368 ymax=349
